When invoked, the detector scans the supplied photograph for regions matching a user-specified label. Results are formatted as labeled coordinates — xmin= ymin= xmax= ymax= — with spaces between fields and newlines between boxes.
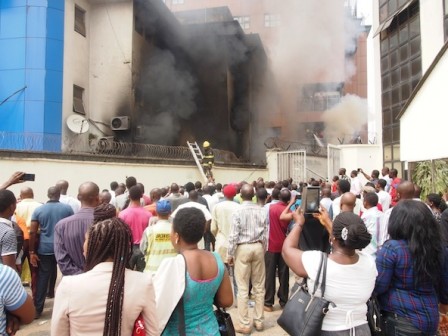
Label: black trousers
xmin=264 ymin=251 xmax=289 ymax=307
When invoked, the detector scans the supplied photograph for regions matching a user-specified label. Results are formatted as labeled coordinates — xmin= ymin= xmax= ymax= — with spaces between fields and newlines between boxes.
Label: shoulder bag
xmin=277 ymin=252 xmax=335 ymax=336
xmin=214 ymin=307 xmax=235 ymax=336
xmin=367 ymin=295 xmax=383 ymax=336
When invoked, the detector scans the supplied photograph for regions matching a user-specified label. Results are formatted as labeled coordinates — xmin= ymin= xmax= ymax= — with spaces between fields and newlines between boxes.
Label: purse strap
xmin=177 ymin=253 xmax=187 ymax=336
xmin=311 ymin=252 xmax=329 ymax=298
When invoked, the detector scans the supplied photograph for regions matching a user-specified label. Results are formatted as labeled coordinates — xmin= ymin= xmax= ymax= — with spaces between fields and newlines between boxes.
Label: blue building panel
xmin=24 ymin=69 xmax=46 ymax=101
xmin=0 ymin=38 xmax=26 ymax=70
xmin=24 ymin=100 xmax=45 ymax=132
xmin=26 ymin=5 xmax=48 ymax=38
xmin=0 ymin=6 xmax=27 ymax=38
xmin=0 ymin=0 xmax=65 ymax=152
xmin=25 ymin=37 xmax=47 ymax=70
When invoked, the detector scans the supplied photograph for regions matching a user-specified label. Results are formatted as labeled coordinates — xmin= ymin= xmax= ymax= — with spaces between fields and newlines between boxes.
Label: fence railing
xmin=264 ymin=137 xmax=328 ymax=157
xmin=0 ymin=132 xmax=242 ymax=163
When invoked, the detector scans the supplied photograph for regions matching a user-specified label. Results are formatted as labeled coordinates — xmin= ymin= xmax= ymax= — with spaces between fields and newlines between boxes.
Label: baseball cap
xmin=223 ymin=185 xmax=237 ymax=199
xmin=156 ymin=200 xmax=172 ymax=215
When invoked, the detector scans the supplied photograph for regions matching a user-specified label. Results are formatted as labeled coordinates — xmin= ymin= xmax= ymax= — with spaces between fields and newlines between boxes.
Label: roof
xmin=397 ymin=40 xmax=448 ymax=120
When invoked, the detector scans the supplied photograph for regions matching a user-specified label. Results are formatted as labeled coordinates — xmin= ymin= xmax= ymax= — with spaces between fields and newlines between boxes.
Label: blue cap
xmin=156 ymin=200 xmax=172 ymax=214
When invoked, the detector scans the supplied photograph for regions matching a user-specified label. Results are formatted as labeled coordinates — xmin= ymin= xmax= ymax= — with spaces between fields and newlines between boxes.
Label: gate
xmin=327 ymin=144 xmax=341 ymax=180
xmin=276 ymin=150 xmax=307 ymax=183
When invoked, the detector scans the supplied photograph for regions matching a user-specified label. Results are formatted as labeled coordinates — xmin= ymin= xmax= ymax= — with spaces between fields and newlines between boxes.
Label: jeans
xmin=383 ymin=314 xmax=427 ymax=336
xmin=34 ymin=254 xmax=57 ymax=314
xmin=129 ymin=245 xmax=145 ymax=272
xmin=264 ymin=251 xmax=289 ymax=307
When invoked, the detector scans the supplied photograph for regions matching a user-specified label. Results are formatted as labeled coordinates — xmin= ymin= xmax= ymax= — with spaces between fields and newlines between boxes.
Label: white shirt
xmin=381 ymin=175 xmax=392 ymax=192
xmin=320 ymin=197 xmax=333 ymax=212
xmin=202 ymin=194 xmax=219 ymax=212
xmin=302 ymin=251 xmax=377 ymax=331
xmin=377 ymin=190 xmax=391 ymax=212
xmin=331 ymin=196 xmax=362 ymax=220
xmin=361 ymin=207 xmax=384 ymax=257
xmin=59 ymin=195 xmax=81 ymax=213
xmin=350 ymin=176 xmax=363 ymax=196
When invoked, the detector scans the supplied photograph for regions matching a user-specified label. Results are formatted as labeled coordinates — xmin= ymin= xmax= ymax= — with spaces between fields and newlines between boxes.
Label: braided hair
xmin=84 ymin=218 xmax=133 ymax=336
xmin=332 ymin=212 xmax=372 ymax=250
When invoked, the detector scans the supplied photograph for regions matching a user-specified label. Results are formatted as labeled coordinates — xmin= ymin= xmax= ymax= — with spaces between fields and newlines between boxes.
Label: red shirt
xmin=389 ymin=177 xmax=401 ymax=206
xmin=118 ymin=206 xmax=151 ymax=244
xmin=268 ymin=202 xmax=290 ymax=253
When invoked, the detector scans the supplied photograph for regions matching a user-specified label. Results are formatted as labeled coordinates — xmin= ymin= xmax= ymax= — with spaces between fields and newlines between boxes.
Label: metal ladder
xmin=187 ymin=141 xmax=208 ymax=183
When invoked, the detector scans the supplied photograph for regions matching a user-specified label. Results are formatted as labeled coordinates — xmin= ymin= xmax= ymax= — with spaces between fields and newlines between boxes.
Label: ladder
xmin=187 ymin=141 xmax=208 ymax=183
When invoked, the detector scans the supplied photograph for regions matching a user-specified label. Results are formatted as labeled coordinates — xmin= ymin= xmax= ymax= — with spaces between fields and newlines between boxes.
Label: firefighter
xmin=202 ymin=141 xmax=214 ymax=181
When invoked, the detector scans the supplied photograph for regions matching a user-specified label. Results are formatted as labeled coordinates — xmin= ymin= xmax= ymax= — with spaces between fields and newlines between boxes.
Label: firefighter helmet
xmin=203 ymin=141 xmax=210 ymax=148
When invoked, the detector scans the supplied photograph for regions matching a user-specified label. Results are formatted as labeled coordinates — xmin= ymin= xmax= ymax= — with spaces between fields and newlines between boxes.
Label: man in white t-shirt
xmin=376 ymin=179 xmax=391 ymax=212
xmin=361 ymin=192 xmax=384 ymax=257
xmin=381 ymin=167 xmax=392 ymax=192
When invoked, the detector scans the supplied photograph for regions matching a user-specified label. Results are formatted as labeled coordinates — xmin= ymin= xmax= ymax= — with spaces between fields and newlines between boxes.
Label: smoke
xmin=257 ymin=0 xmax=366 ymax=141
xmin=322 ymin=94 xmax=368 ymax=144
xmin=136 ymin=48 xmax=197 ymax=144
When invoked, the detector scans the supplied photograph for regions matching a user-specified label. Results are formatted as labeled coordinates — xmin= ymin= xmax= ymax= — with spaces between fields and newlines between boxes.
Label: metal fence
xmin=0 ymin=132 xmax=241 ymax=163
xmin=264 ymin=137 xmax=327 ymax=157
xmin=276 ymin=150 xmax=307 ymax=183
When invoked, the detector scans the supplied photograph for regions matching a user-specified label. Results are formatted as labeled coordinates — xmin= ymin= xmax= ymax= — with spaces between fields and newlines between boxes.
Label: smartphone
xmin=300 ymin=186 xmax=320 ymax=214
xmin=22 ymin=173 xmax=35 ymax=181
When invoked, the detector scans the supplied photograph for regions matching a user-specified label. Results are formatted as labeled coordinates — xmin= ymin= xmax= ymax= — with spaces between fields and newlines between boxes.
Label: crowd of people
xmin=0 ymin=166 xmax=447 ymax=335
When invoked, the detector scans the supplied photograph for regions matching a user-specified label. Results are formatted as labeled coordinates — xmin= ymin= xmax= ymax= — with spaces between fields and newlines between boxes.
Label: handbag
xmin=214 ymin=307 xmax=236 ymax=336
xmin=132 ymin=314 xmax=146 ymax=336
xmin=277 ymin=252 xmax=335 ymax=336
xmin=367 ymin=296 xmax=383 ymax=336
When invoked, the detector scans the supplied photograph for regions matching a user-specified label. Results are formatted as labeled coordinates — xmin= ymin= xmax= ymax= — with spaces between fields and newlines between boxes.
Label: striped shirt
xmin=228 ymin=201 xmax=268 ymax=257
xmin=0 ymin=264 xmax=27 ymax=335
xmin=0 ymin=218 xmax=17 ymax=263
xmin=140 ymin=219 xmax=177 ymax=275
xmin=54 ymin=208 xmax=95 ymax=275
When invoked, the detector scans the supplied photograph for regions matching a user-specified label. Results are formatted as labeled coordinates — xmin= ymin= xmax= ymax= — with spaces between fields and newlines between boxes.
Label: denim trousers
xmin=321 ymin=323 xmax=371 ymax=336
xmin=383 ymin=314 xmax=430 ymax=336
xmin=34 ymin=254 xmax=57 ymax=314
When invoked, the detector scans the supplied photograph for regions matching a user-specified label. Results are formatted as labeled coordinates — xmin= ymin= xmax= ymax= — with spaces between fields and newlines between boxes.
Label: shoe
xmin=34 ymin=312 xmax=42 ymax=320
xmin=254 ymin=321 xmax=264 ymax=331
xmin=235 ymin=325 xmax=251 ymax=334
xmin=264 ymin=305 xmax=274 ymax=312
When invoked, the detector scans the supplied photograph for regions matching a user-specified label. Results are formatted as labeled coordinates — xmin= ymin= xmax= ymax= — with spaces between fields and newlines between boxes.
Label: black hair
xmin=85 ymin=218 xmax=133 ymax=336
xmin=377 ymin=179 xmax=387 ymax=189
xmin=0 ymin=190 xmax=16 ymax=213
xmin=173 ymin=207 xmax=205 ymax=244
xmin=365 ymin=182 xmax=376 ymax=188
xmin=125 ymin=176 xmax=137 ymax=189
xmin=281 ymin=180 xmax=289 ymax=188
xmin=194 ymin=181 xmax=202 ymax=189
xmin=338 ymin=179 xmax=351 ymax=193
xmin=279 ymin=189 xmax=291 ymax=203
xmin=128 ymin=185 xmax=143 ymax=201
xmin=371 ymin=170 xmax=380 ymax=178
xmin=184 ymin=182 xmax=195 ymax=193
xmin=271 ymin=187 xmax=281 ymax=200
xmin=427 ymin=193 xmax=447 ymax=212
xmin=110 ymin=181 xmax=118 ymax=191
xmin=216 ymin=183 xmax=222 ymax=191
xmin=332 ymin=212 xmax=371 ymax=250
xmin=364 ymin=192 xmax=378 ymax=207
xmin=388 ymin=200 xmax=443 ymax=286
xmin=256 ymin=188 xmax=268 ymax=202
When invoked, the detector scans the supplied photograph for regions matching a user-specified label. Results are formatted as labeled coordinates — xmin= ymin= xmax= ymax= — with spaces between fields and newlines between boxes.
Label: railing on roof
xmin=264 ymin=137 xmax=328 ymax=157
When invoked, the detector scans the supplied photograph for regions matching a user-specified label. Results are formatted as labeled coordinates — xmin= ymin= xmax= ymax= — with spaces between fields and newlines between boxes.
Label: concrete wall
xmin=1 ymin=156 xmax=268 ymax=203
xmin=420 ymin=0 xmax=445 ymax=72
xmin=400 ymin=48 xmax=448 ymax=162
xmin=338 ymin=144 xmax=382 ymax=175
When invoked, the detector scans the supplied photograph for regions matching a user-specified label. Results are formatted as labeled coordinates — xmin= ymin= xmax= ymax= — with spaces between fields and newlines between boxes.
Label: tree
xmin=412 ymin=160 xmax=448 ymax=200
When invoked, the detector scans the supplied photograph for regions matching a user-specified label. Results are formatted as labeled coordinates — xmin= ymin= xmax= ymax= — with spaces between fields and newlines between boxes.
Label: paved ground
xmin=16 ymin=276 xmax=293 ymax=336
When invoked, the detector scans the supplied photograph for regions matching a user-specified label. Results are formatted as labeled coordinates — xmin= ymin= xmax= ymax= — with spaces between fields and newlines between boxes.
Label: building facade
xmin=372 ymin=0 xmax=447 ymax=175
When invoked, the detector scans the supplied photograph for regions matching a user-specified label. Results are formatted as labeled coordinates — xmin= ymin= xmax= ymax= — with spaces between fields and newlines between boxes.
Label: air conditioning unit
xmin=111 ymin=116 xmax=130 ymax=130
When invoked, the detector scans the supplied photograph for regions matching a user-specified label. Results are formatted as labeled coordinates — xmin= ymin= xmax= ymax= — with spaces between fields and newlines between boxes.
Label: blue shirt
xmin=32 ymin=201 xmax=73 ymax=255
xmin=374 ymin=240 xmax=448 ymax=334
xmin=0 ymin=264 xmax=28 ymax=335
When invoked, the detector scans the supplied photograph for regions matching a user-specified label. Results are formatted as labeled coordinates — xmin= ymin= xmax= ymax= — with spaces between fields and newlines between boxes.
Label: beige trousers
xmin=234 ymin=242 xmax=266 ymax=327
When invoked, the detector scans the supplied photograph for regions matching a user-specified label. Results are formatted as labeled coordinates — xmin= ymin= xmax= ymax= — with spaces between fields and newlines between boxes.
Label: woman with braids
xmin=374 ymin=200 xmax=448 ymax=335
xmin=51 ymin=218 xmax=158 ymax=335
xmin=282 ymin=208 xmax=377 ymax=335
xmin=158 ymin=207 xmax=233 ymax=335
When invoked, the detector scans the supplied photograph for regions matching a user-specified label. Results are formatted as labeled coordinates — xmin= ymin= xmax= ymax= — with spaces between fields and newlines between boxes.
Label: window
xmin=73 ymin=85 xmax=86 ymax=115
xmin=379 ymin=0 xmax=421 ymax=166
xmin=234 ymin=16 xmax=250 ymax=29
xmin=172 ymin=0 xmax=184 ymax=4
xmin=264 ymin=14 xmax=280 ymax=27
xmin=74 ymin=5 xmax=86 ymax=36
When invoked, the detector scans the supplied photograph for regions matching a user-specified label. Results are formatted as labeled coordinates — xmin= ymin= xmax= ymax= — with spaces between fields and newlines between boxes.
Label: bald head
xmin=56 ymin=180 xmax=69 ymax=195
xmin=189 ymin=190 xmax=199 ymax=201
xmin=241 ymin=184 xmax=254 ymax=201
xmin=341 ymin=192 xmax=356 ymax=212
xmin=78 ymin=182 xmax=100 ymax=207
xmin=170 ymin=183 xmax=179 ymax=193
xmin=20 ymin=187 xmax=34 ymax=199
xmin=397 ymin=181 xmax=415 ymax=201
xmin=47 ymin=186 xmax=61 ymax=201
xmin=322 ymin=188 xmax=331 ymax=198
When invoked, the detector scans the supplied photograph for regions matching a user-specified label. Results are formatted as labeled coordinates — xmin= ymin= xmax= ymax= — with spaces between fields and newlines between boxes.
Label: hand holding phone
xmin=22 ymin=174 xmax=35 ymax=181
